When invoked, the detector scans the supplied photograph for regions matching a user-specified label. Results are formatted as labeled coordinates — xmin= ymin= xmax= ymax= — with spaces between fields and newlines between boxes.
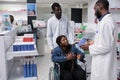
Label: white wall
xmin=37 ymin=6 xmax=71 ymax=21
xmin=82 ymin=8 xmax=88 ymax=22
xmin=108 ymin=0 xmax=120 ymax=22
xmin=37 ymin=6 xmax=71 ymax=20
xmin=0 ymin=3 xmax=27 ymax=21
xmin=36 ymin=3 xmax=83 ymax=21
xmin=88 ymin=0 xmax=120 ymax=23
xmin=108 ymin=0 xmax=120 ymax=8
xmin=37 ymin=7 xmax=53 ymax=21
xmin=87 ymin=0 xmax=97 ymax=23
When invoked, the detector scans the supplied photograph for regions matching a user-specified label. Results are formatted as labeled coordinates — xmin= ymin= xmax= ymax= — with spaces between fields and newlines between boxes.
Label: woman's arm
xmin=73 ymin=46 xmax=85 ymax=60
xmin=51 ymin=48 xmax=67 ymax=63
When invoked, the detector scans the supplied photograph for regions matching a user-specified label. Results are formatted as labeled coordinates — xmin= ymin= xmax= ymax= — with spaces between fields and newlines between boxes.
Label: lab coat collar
xmin=98 ymin=12 xmax=110 ymax=21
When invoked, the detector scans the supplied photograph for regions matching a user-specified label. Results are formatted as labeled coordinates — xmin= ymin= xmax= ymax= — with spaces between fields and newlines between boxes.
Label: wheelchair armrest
xmin=54 ymin=63 xmax=60 ymax=75
xmin=79 ymin=58 xmax=86 ymax=64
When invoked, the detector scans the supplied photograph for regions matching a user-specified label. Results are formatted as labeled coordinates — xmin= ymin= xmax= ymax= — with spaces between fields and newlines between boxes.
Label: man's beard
xmin=95 ymin=10 xmax=101 ymax=19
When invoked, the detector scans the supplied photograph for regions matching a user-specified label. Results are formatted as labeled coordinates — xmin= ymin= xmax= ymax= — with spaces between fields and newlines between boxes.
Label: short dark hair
xmin=51 ymin=2 xmax=61 ymax=11
xmin=56 ymin=35 xmax=66 ymax=46
xmin=96 ymin=0 xmax=109 ymax=10
xmin=10 ymin=15 xmax=14 ymax=24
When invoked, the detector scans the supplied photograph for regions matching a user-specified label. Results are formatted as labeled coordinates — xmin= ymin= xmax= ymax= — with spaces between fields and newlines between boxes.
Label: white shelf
xmin=110 ymin=8 xmax=120 ymax=10
xmin=6 ymin=45 xmax=39 ymax=60
xmin=0 ymin=28 xmax=17 ymax=36
xmin=74 ymin=33 xmax=81 ymax=34
xmin=117 ymin=59 xmax=120 ymax=70
xmin=8 ymin=62 xmax=37 ymax=80
xmin=9 ymin=76 xmax=37 ymax=80
xmin=116 ymin=22 xmax=120 ymax=24
xmin=0 ymin=31 xmax=9 ymax=36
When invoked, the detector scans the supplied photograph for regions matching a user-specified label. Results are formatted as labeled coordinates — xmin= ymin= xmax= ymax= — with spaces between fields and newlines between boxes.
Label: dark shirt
xmin=51 ymin=45 xmax=84 ymax=71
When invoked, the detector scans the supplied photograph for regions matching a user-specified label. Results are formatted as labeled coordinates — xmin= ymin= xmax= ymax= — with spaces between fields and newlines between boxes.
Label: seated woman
xmin=51 ymin=35 xmax=86 ymax=80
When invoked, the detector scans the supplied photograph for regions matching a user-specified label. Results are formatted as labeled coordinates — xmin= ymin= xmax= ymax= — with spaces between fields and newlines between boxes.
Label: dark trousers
xmin=60 ymin=65 xmax=86 ymax=80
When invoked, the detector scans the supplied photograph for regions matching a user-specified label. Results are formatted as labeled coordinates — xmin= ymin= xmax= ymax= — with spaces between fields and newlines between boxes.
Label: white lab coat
xmin=47 ymin=15 xmax=70 ymax=50
xmin=89 ymin=14 xmax=117 ymax=80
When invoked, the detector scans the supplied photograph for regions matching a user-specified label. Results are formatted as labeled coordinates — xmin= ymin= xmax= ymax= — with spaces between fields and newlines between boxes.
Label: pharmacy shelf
xmin=110 ymin=8 xmax=120 ymax=10
xmin=74 ymin=33 xmax=81 ymax=34
xmin=9 ymin=76 xmax=37 ymax=80
xmin=8 ymin=62 xmax=37 ymax=80
xmin=0 ymin=31 xmax=9 ymax=36
xmin=74 ymin=31 xmax=84 ymax=34
xmin=117 ymin=64 xmax=120 ymax=70
xmin=6 ymin=45 xmax=39 ymax=60
xmin=116 ymin=22 xmax=120 ymax=24
xmin=74 ymin=40 xmax=80 ymax=43
xmin=0 ymin=28 xmax=17 ymax=35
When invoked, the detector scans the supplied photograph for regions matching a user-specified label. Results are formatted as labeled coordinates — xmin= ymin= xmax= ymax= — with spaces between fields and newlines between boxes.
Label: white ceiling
xmin=0 ymin=0 xmax=89 ymax=4
xmin=37 ymin=0 xmax=88 ymax=4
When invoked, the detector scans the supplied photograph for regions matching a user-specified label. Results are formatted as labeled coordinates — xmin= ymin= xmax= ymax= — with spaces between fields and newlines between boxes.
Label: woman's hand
xmin=77 ymin=54 xmax=81 ymax=60
xmin=66 ymin=53 xmax=76 ymax=60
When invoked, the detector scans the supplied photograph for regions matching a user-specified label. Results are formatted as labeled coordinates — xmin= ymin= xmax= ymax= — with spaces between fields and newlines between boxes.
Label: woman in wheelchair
xmin=51 ymin=35 xmax=86 ymax=80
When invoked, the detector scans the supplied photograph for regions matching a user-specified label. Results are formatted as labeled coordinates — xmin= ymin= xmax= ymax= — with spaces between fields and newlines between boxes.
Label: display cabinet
xmin=110 ymin=6 xmax=120 ymax=79
xmin=0 ymin=28 xmax=38 ymax=80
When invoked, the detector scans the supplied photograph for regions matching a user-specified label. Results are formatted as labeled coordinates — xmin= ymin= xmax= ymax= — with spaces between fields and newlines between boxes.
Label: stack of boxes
xmin=13 ymin=34 xmax=37 ymax=78
xmin=13 ymin=34 xmax=35 ymax=51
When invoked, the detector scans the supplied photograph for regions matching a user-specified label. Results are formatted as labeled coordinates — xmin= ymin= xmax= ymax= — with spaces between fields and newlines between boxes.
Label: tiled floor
xmin=36 ymin=39 xmax=53 ymax=80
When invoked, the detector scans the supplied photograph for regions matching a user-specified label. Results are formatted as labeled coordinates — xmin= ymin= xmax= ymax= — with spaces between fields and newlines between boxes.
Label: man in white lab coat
xmin=47 ymin=2 xmax=71 ymax=51
xmin=82 ymin=0 xmax=117 ymax=80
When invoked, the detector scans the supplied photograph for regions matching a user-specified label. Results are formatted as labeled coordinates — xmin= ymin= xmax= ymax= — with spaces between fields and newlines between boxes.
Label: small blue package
xmin=78 ymin=38 xmax=87 ymax=47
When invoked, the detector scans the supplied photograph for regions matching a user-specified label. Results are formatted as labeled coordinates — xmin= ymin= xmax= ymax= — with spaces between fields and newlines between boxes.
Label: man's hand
xmin=80 ymin=44 xmax=89 ymax=50
xmin=88 ymin=40 xmax=94 ymax=45
xmin=80 ymin=40 xmax=94 ymax=50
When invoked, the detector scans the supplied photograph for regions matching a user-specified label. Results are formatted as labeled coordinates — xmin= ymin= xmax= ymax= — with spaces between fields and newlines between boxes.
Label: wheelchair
xmin=49 ymin=44 xmax=90 ymax=80
xmin=49 ymin=60 xmax=88 ymax=80
xmin=49 ymin=63 xmax=60 ymax=80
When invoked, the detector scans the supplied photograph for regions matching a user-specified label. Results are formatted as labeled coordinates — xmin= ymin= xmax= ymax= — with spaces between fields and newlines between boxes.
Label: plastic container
xmin=23 ymin=60 xmax=27 ymax=78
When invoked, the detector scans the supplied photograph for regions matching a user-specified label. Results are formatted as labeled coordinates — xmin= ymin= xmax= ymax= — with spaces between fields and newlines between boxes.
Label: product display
xmin=118 ymin=33 xmax=120 ymax=42
xmin=0 ymin=28 xmax=38 ymax=80
xmin=23 ymin=37 xmax=33 ymax=42
xmin=24 ymin=58 xmax=37 ymax=78
xmin=1 ymin=14 xmax=12 ymax=31
xmin=78 ymin=37 xmax=87 ymax=47
xmin=13 ymin=43 xmax=35 ymax=51
xmin=13 ymin=34 xmax=35 ymax=51
xmin=74 ymin=23 xmax=87 ymax=42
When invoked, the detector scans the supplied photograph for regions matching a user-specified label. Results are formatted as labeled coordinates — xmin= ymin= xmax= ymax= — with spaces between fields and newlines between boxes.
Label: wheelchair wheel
xmin=49 ymin=66 xmax=60 ymax=80
xmin=49 ymin=67 xmax=54 ymax=80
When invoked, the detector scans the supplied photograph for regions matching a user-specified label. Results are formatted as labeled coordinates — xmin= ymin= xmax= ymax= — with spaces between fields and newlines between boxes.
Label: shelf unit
xmin=0 ymin=28 xmax=38 ymax=80
xmin=116 ymin=22 xmax=120 ymax=24
xmin=73 ymin=23 xmax=87 ymax=43
xmin=74 ymin=31 xmax=83 ymax=43
xmin=6 ymin=43 xmax=38 ymax=60
xmin=110 ymin=6 xmax=120 ymax=79
xmin=8 ymin=60 xmax=37 ymax=80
